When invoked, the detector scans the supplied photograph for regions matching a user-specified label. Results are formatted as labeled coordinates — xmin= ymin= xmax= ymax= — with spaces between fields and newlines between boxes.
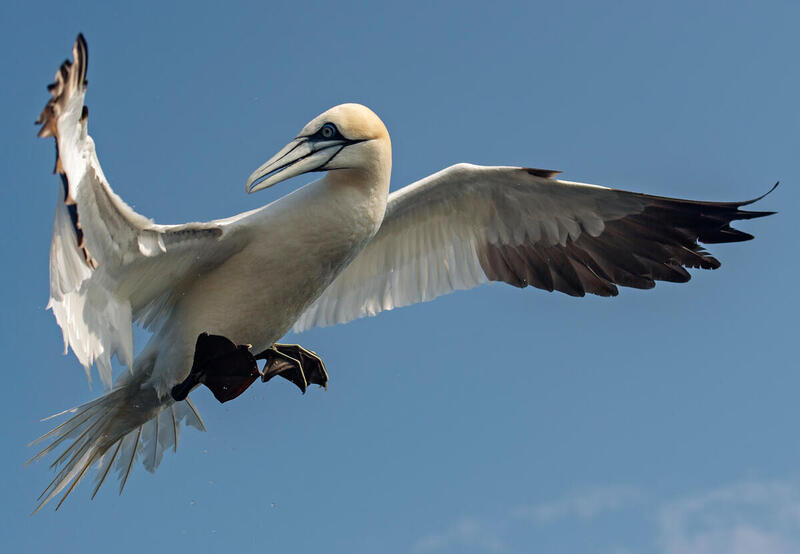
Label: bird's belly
xmin=169 ymin=231 xmax=365 ymax=355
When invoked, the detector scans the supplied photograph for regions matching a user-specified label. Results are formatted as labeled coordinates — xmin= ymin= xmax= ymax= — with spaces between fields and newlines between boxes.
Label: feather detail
xmin=38 ymin=34 xmax=236 ymax=388
xmin=29 ymin=381 xmax=205 ymax=512
xmin=294 ymin=165 xmax=775 ymax=332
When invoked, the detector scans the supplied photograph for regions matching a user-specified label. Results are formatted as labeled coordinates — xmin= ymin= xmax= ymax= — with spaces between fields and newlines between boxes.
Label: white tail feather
xmin=29 ymin=386 xmax=205 ymax=513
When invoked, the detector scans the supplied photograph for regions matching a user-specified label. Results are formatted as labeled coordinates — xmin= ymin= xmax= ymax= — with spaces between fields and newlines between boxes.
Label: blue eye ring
xmin=320 ymin=123 xmax=337 ymax=139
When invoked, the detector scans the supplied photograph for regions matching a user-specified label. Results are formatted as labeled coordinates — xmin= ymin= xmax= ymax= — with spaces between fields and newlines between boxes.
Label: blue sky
xmin=1 ymin=1 xmax=797 ymax=552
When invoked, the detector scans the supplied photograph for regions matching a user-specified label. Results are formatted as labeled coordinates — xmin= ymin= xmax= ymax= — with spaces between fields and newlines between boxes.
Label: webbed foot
xmin=171 ymin=333 xmax=261 ymax=403
xmin=255 ymin=343 xmax=328 ymax=394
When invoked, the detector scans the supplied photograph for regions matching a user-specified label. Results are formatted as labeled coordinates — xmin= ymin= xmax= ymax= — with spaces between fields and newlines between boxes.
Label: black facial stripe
xmin=275 ymin=147 xmax=315 ymax=172
xmin=299 ymin=122 xmax=348 ymax=142
xmin=310 ymin=138 xmax=368 ymax=172
xmin=324 ymin=144 xmax=347 ymax=165
xmin=272 ymin=139 xmax=306 ymax=166
xmin=252 ymin=142 xmax=317 ymax=185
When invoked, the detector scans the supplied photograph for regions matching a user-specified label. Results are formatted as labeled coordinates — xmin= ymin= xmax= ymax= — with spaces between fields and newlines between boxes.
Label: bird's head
xmin=246 ymin=103 xmax=391 ymax=193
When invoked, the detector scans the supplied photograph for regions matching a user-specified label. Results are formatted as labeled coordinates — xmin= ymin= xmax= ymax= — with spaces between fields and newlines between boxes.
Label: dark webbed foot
xmin=257 ymin=348 xmax=307 ymax=392
xmin=255 ymin=343 xmax=329 ymax=394
xmin=171 ymin=333 xmax=261 ymax=403
xmin=171 ymin=335 xmax=328 ymax=403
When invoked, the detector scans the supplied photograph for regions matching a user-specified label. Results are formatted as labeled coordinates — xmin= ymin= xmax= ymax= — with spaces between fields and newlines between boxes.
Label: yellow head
xmin=246 ymin=103 xmax=391 ymax=193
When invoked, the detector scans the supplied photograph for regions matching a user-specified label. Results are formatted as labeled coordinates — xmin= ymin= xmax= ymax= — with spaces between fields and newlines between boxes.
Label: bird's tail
xmin=27 ymin=383 xmax=205 ymax=512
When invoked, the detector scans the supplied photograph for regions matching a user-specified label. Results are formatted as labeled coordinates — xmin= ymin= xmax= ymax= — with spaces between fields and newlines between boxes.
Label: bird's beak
xmin=246 ymin=137 xmax=348 ymax=193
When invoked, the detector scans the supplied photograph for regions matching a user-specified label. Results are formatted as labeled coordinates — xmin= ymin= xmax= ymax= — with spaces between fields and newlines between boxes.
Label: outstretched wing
xmin=39 ymin=35 xmax=245 ymax=386
xmin=294 ymin=163 xmax=774 ymax=332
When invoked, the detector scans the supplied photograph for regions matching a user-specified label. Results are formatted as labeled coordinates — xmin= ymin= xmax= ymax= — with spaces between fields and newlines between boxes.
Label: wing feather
xmin=294 ymin=163 xmax=774 ymax=332
xmin=39 ymin=35 xmax=244 ymax=386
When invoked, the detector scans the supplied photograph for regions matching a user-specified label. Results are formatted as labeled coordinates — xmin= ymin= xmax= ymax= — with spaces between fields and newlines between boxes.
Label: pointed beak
xmin=246 ymin=138 xmax=347 ymax=193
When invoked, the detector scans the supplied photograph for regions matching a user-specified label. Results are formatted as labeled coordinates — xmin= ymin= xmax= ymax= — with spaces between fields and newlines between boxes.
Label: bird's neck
xmin=322 ymin=167 xmax=388 ymax=236
xmin=324 ymin=145 xmax=392 ymax=233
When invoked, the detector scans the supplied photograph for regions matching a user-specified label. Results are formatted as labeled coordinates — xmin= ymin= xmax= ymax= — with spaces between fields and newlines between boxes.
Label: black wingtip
xmin=739 ymin=181 xmax=779 ymax=207
xmin=525 ymin=167 xmax=563 ymax=179
xmin=73 ymin=33 xmax=88 ymax=87
xmin=730 ymin=182 xmax=779 ymax=222
xmin=37 ymin=33 xmax=89 ymax=138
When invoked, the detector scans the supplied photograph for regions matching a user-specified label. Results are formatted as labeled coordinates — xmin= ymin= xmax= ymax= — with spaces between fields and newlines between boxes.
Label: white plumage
xmin=31 ymin=35 xmax=773 ymax=511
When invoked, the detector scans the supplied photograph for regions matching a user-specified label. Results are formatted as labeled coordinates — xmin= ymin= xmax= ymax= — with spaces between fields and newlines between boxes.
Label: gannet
xmin=30 ymin=34 xmax=775 ymax=511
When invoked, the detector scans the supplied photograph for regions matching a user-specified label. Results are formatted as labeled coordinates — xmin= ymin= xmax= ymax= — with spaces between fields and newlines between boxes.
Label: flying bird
xmin=31 ymin=34 xmax=775 ymax=511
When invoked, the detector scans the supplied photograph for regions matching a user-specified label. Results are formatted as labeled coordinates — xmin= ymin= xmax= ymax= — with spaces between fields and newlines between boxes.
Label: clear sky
xmin=1 ymin=1 xmax=797 ymax=553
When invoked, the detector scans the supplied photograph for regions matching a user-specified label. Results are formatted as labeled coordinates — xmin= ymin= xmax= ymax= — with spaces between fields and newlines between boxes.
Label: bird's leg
xmin=171 ymin=333 xmax=261 ymax=404
xmin=254 ymin=343 xmax=328 ymax=394
xmin=170 ymin=335 xmax=328 ymax=403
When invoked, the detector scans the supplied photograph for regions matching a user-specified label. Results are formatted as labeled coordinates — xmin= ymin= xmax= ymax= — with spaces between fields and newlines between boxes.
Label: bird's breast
xmin=172 ymin=178 xmax=386 ymax=353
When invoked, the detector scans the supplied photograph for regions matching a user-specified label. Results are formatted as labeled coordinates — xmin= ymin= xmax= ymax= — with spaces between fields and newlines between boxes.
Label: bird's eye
xmin=320 ymin=123 xmax=337 ymax=139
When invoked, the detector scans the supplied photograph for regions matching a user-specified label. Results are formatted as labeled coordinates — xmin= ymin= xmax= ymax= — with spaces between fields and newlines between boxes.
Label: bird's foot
xmin=171 ymin=333 xmax=261 ymax=403
xmin=170 ymin=335 xmax=328 ymax=403
xmin=255 ymin=343 xmax=329 ymax=394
